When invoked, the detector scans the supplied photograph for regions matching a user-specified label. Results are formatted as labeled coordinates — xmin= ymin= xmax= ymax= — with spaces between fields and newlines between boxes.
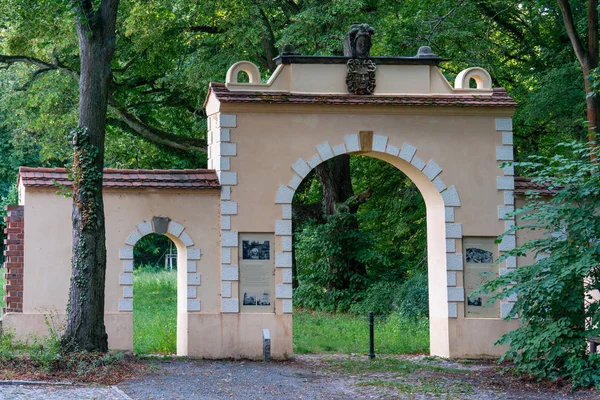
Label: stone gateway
xmin=3 ymin=25 xmax=528 ymax=359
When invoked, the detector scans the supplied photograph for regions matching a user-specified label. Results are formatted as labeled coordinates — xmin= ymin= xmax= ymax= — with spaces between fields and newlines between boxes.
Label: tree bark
xmin=557 ymin=0 xmax=599 ymax=160
xmin=62 ymin=0 xmax=119 ymax=353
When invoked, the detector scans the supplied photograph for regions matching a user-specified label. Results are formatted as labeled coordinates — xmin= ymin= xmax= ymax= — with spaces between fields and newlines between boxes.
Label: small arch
xmin=118 ymin=217 xmax=201 ymax=356
xmin=226 ymin=61 xmax=261 ymax=84
xmin=454 ymin=67 xmax=492 ymax=90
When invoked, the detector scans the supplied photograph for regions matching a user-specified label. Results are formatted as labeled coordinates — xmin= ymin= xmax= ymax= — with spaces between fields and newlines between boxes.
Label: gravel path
xmin=118 ymin=359 xmax=355 ymax=400
xmin=0 ymin=383 xmax=129 ymax=399
xmin=1 ymin=356 xmax=599 ymax=399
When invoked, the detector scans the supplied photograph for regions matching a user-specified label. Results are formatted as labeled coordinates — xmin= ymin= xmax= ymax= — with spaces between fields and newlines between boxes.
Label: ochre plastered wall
xmin=3 ymin=187 xmax=220 ymax=355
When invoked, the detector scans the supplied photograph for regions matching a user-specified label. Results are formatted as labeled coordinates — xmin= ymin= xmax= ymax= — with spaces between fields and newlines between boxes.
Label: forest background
xmin=0 ymin=0 xmax=592 ymax=317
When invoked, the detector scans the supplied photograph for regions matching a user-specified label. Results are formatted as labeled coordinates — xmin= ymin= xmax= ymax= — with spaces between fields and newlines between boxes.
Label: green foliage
xmin=294 ymin=208 xmax=385 ymax=313
xmin=481 ymin=140 xmax=600 ymax=388
xmin=133 ymin=268 xmax=177 ymax=355
xmin=293 ymin=310 xmax=429 ymax=355
xmin=133 ymin=233 xmax=176 ymax=269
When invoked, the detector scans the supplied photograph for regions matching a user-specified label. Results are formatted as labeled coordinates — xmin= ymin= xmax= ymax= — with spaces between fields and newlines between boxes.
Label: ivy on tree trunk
xmin=62 ymin=0 xmax=119 ymax=353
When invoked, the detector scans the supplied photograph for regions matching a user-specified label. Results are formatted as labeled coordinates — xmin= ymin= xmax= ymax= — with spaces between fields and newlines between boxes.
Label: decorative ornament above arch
xmin=226 ymin=61 xmax=261 ymax=84
xmin=454 ymin=67 xmax=492 ymax=90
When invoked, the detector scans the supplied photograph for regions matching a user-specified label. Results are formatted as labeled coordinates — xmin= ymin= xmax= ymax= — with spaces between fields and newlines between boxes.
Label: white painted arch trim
xmin=118 ymin=217 xmax=201 ymax=312
xmin=274 ymin=134 xmax=464 ymax=316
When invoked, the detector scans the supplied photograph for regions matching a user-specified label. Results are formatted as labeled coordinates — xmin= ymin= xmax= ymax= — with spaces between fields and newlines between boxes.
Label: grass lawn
xmin=0 ymin=267 xmax=428 ymax=356
xmin=133 ymin=268 xmax=177 ymax=355
xmin=293 ymin=310 xmax=429 ymax=355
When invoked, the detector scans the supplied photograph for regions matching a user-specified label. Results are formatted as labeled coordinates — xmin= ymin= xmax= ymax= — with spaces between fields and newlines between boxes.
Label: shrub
xmin=481 ymin=140 xmax=600 ymax=388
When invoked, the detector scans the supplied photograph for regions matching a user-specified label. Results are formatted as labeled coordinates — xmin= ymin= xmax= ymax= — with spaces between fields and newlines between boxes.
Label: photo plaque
xmin=239 ymin=233 xmax=275 ymax=313
xmin=463 ymin=237 xmax=499 ymax=318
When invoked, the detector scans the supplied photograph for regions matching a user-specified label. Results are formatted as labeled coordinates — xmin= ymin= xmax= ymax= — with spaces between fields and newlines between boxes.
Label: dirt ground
xmin=1 ymin=354 xmax=599 ymax=399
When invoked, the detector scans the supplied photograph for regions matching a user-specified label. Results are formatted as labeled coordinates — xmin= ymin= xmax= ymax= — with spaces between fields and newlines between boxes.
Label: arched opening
xmin=120 ymin=218 xmax=199 ymax=356
xmin=291 ymin=154 xmax=430 ymax=354
xmin=132 ymin=233 xmax=178 ymax=355
xmin=237 ymin=70 xmax=250 ymax=83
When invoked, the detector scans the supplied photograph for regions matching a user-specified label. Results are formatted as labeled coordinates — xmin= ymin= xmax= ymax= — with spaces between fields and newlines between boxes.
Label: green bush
xmin=481 ymin=140 xmax=600 ymax=388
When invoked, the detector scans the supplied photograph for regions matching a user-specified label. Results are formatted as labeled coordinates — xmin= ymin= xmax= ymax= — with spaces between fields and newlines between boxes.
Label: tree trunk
xmin=62 ymin=0 xmax=119 ymax=352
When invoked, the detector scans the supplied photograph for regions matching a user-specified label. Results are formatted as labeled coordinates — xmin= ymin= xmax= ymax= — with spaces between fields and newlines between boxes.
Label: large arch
xmin=118 ymin=217 xmax=202 ymax=356
xmin=272 ymin=133 xmax=462 ymax=355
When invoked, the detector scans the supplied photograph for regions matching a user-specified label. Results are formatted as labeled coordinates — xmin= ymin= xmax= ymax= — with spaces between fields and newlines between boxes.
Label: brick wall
xmin=3 ymin=205 xmax=24 ymax=314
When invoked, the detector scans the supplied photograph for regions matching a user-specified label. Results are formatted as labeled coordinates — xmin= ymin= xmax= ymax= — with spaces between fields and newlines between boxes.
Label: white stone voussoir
xmin=502 ymin=131 xmax=513 ymax=145
xmin=292 ymin=158 xmax=311 ymax=178
xmin=385 ymin=144 xmax=400 ymax=157
xmin=288 ymin=174 xmax=303 ymax=190
xmin=433 ymin=177 xmax=447 ymax=192
xmin=441 ymin=186 xmax=461 ymax=207
xmin=499 ymin=235 xmax=516 ymax=252
xmin=372 ymin=135 xmax=388 ymax=152
xmin=504 ymin=191 xmax=514 ymax=205
xmin=316 ymin=142 xmax=334 ymax=161
xmin=179 ymin=232 xmax=194 ymax=247
xmin=167 ymin=221 xmax=184 ymax=237
xmin=137 ymin=220 xmax=153 ymax=236
xmin=123 ymin=286 xmax=133 ymax=298
xmin=125 ymin=230 xmax=142 ymax=246
xmin=332 ymin=143 xmax=347 ymax=156
xmin=423 ymin=160 xmax=442 ymax=180
xmin=411 ymin=156 xmax=426 ymax=171
xmin=275 ymin=185 xmax=295 ymax=204
xmin=307 ymin=154 xmax=321 ymax=169
xmin=399 ymin=143 xmax=417 ymax=162
xmin=187 ymin=286 xmax=197 ymax=299
xmin=344 ymin=134 xmax=360 ymax=152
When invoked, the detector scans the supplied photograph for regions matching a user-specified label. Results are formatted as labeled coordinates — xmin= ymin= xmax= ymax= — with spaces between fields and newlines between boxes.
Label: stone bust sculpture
xmin=344 ymin=23 xmax=376 ymax=95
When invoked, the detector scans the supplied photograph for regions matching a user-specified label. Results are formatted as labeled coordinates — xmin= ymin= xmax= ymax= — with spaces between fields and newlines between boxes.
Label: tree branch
xmin=557 ymin=0 xmax=587 ymax=67
xmin=108 ymin=97 xmax=207 ymax=153
xmin=187 ymin=25 xmax=224 ymax=34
